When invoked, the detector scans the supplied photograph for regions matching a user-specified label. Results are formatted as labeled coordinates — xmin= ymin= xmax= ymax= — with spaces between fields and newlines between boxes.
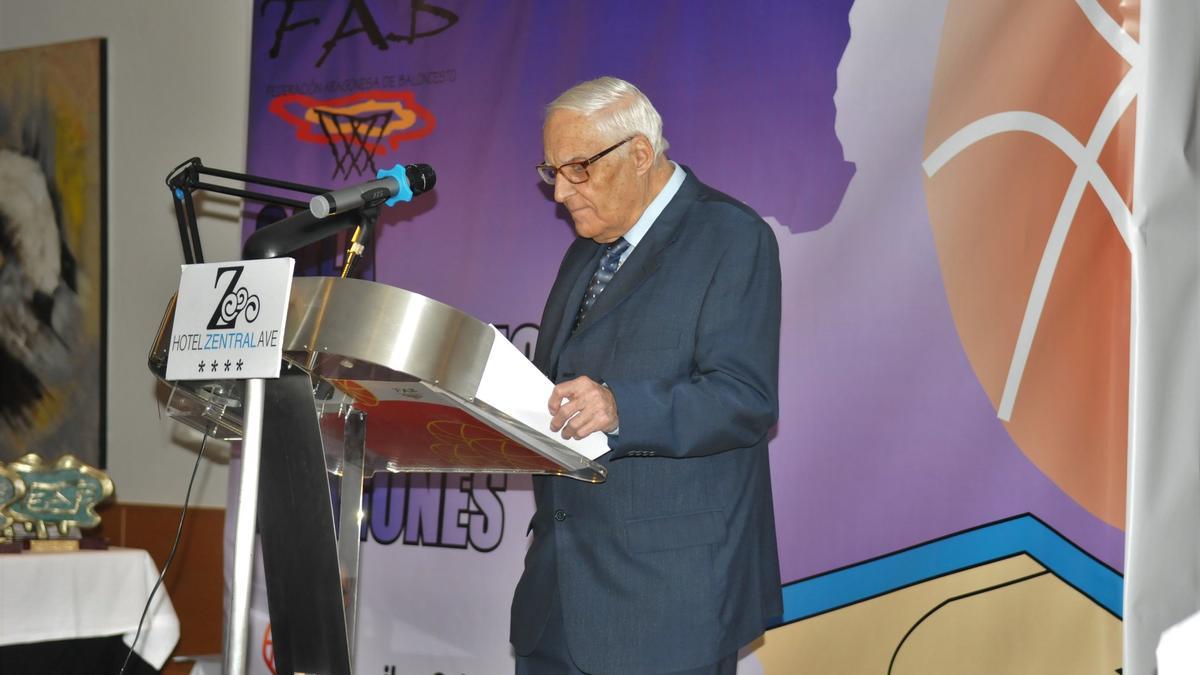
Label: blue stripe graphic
xmin=777 ymin=515 xmax=1123 ymax=624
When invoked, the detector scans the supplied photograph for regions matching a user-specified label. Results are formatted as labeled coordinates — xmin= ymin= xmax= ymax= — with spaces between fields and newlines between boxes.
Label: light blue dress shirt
xmin=615 ymin=161 xmax=685 ymax=269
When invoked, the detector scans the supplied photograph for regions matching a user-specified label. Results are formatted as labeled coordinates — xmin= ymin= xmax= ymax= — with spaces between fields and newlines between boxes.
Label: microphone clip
xmin=376 ymin=165 xmax=415 ymax=206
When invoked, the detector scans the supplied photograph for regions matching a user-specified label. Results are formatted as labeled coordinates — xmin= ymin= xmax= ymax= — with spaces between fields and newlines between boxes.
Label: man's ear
xmin=631 ymin=135 xmax=656 ymax=176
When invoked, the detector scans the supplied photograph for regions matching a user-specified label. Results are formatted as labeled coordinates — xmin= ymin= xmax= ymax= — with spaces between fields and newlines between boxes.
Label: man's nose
xmin=553 ymin=177 xmax=574 ymax=203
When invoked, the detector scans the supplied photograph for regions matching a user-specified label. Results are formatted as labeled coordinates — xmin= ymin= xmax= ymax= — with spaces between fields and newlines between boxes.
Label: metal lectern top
xmin=148 ymin=276 xmax=607 ymax=483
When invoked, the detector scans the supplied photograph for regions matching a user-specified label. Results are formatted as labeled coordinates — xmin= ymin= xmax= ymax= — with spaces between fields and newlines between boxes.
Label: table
xmin=0 ymin=547 xmax=180 ymax=671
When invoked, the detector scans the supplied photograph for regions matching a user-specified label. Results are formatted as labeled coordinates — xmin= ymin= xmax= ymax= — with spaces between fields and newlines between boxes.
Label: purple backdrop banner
xmin=245 ymin=1 xmax=1130 ymax=671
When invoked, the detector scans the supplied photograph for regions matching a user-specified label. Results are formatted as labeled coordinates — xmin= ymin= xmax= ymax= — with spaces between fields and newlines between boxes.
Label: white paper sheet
xmin=474 ymin=327 xmax=610 ymax=461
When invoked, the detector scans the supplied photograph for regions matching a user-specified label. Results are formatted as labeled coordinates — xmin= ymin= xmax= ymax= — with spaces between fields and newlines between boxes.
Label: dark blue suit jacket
xmin=511 ymin=170 xmax=782 ymax=673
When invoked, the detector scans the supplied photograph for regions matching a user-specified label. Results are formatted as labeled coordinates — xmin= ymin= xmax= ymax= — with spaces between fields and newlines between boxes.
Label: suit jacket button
xmin=553 ymin=509 xmax=568 ymax=522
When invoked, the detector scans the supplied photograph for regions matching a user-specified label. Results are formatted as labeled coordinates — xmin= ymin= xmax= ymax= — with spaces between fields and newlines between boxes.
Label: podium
xmin=148 ymin=276 xmax=606 ymax=675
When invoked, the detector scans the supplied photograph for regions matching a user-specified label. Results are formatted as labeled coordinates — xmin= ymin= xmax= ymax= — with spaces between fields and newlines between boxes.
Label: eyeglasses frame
xmin=537 ymin=136 xmax=635 ymax=185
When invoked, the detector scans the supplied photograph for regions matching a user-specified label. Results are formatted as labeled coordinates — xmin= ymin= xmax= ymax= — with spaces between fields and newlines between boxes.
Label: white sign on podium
xmin=165 ymin=258 xmax=295 ymax=381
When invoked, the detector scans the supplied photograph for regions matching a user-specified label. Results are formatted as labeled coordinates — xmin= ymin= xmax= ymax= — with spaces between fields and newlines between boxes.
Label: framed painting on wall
xmin=0 ymin=38 xmax=107 ymax=467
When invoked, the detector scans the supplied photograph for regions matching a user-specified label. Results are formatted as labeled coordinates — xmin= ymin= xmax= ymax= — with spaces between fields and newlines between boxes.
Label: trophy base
xmin=30 ymin=539 xmax=80 ymax=552
xmin=3 ymin=537 xmax=109 ymax=554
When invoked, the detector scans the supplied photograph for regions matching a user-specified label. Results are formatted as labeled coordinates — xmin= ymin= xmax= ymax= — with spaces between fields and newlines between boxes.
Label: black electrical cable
xmin=117 ymin=433 xmax=209 ymax=675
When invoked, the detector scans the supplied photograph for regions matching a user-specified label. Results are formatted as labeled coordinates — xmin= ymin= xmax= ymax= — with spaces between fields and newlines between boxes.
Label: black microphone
xmin=309 ymin=163 xmax=436 ymax=218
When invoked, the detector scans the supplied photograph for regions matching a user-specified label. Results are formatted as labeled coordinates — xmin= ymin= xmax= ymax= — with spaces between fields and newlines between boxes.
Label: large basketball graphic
xmin=923 ymin=0 xmax=1138 ymax=528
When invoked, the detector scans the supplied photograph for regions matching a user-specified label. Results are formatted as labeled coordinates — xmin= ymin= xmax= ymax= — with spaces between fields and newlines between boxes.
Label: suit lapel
xmin=537 ymin=240 xmax=602 ymax=376
xmin=571 ymin=172 xmax=702 ymax=336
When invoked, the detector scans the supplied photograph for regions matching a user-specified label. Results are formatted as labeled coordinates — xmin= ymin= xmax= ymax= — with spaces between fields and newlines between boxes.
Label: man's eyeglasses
xmin=536 ymin=137 xmax=633 ymax=185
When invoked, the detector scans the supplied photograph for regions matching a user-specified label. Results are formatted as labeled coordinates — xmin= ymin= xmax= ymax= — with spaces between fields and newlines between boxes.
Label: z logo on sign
xmin=207 ymin=265 xmax=262 ymax=330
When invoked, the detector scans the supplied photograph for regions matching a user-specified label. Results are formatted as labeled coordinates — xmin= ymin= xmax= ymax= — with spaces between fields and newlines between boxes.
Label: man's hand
xmin=548 ymin=376 xmax=619 ymax=440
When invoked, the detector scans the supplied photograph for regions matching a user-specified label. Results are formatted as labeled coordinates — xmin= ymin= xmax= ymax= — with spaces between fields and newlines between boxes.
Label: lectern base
xmin=258 ymin=367 xmax=353 ymax=675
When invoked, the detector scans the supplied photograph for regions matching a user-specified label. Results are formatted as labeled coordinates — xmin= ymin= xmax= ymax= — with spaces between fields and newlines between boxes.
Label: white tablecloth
xmin=0 ymin=547 xmax=180 ymax=669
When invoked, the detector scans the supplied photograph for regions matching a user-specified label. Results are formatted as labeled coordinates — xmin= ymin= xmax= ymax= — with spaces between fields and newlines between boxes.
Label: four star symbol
xmin=196 ymin=357 xmax=248 ymax=372
xmin=194 ymin=358 xmax=248 ymax=375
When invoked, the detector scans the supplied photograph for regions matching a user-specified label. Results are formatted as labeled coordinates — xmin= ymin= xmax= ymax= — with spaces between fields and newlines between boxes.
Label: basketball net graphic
xmin=314 ymin=107 xmax=394 ymax=179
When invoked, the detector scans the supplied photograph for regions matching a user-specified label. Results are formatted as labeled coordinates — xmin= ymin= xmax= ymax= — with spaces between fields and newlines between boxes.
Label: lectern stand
xmin=148 ymin=277 xmax=606 ymax=675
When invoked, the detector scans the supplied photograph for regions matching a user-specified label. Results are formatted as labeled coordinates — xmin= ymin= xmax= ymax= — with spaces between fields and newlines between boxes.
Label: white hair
xmin=547 ymin=76 xmax=670 ymax=158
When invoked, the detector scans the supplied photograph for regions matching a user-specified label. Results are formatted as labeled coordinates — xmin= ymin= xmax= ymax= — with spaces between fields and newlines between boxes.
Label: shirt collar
xmin=621 ymin=161 xmax=685 ymax=252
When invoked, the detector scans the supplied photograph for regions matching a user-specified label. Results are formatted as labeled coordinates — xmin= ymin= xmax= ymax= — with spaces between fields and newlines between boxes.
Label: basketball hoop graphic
xmin=269 ymin=90 xmax=436 ymax=178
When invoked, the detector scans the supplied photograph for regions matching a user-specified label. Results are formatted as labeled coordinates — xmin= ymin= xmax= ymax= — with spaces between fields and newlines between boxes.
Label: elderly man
xmin=511 ymin=77 xmax=782 ymax=675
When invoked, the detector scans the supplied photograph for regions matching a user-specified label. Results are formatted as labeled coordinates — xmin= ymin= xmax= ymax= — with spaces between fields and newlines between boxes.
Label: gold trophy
xmin=3 ymin=454 xmax=113 ymax=552
xmin=0 ymin=462 xmax=25 ymax=552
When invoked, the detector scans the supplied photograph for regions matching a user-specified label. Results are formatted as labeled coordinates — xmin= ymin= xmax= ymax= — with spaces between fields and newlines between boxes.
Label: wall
xmin=94 ymin=503 xmax=226 ymax=668
xmin=0 ymin=0 xmax=253 ymax=507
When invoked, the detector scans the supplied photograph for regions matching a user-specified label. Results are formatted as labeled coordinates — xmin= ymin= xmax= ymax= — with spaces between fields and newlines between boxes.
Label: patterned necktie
xmin=573 ymin=237 xmax=630 ymax=331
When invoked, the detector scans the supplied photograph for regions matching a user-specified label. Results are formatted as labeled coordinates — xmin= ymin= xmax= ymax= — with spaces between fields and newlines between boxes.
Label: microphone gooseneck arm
xmin=165 ymin=158 xmax=436 ymax=266
xmin=241 ymin=207 xmax=372 ymax=261
xmin=166 ymin=157 xmax=328 ymax=265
